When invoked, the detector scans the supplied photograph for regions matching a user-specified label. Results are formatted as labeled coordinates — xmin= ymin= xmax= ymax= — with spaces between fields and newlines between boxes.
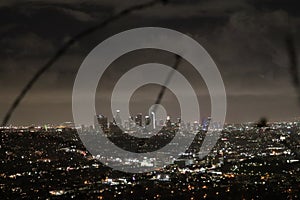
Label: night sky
xmin=0 ymin=0 xmax=299 ymax=125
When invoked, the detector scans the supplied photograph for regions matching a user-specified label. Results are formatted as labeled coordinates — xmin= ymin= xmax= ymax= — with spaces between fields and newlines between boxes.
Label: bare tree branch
xmin=152 ymin=55 xmax=182 ymax=113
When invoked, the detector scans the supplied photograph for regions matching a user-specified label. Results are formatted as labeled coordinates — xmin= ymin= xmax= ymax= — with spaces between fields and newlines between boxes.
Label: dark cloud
xmin=0 ymin=0 xmax=299 ymax=125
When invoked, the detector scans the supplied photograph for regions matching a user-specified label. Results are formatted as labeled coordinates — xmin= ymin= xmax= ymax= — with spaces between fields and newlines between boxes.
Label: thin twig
xmin=152 ymin=54 xmax=182 ymax=113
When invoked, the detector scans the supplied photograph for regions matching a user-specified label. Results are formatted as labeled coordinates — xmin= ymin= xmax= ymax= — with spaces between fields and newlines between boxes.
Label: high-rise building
xmin=166 ymin=116 xmax=172 ymax=128
xmin=96 ymin=114 xmax=108 ymax=131
xmin=176 ymin=118 xmax=181 ymax=127
xmin=145 ymin=115 xmax=150 ymax=126
xmin=150 ymin=112 xmax=156 ymax=130
xmin=114 ymin=110 xmax=122 ymax=127
xmin=201 ymin=117 xmax=211 ymax=131
xmin=135 ymin=113 xmax=142 ymax=127
xmin=193 ymin=121 xmax=199 ymax=131
xmin=128 ymin=116 xmax=135 ymax=129
xmin=159 ymin=119 xmax=164 ymax=127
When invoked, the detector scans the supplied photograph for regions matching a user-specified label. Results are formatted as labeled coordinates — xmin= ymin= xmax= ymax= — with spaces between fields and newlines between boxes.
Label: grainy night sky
xmin=0 ymin=0 xmax=299 ymax=125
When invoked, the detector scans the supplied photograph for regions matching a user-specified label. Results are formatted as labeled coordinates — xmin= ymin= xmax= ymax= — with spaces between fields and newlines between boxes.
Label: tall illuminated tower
xmin=150 ymin=112 xmax=156 ymax=129
xmin=114 ymin=110 xmax=122 ymax=126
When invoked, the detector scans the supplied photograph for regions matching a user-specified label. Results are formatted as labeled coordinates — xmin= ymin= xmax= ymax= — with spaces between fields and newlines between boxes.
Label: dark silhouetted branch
xmin=153 ymin=55 xmax=182 ymax=112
